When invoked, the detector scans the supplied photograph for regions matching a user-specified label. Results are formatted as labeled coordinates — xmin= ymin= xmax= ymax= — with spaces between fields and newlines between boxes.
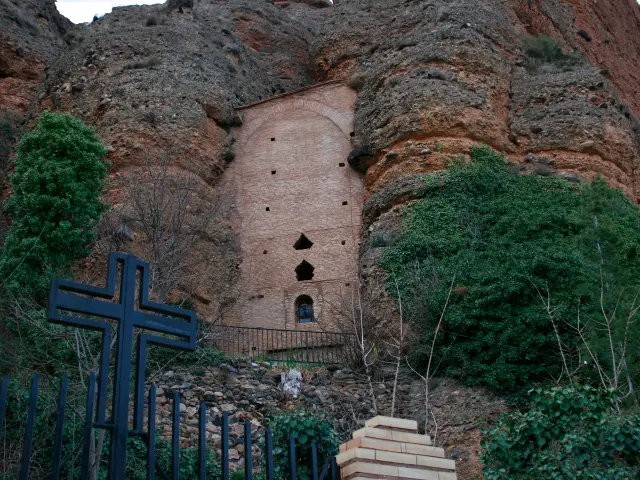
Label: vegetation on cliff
xmin=0 ymin=111 xmax=108 ymax=298
xmin=382 ymin=146 xmax=640 ymax=396
xmin=481 ymin=386 xmax=640 ymax=479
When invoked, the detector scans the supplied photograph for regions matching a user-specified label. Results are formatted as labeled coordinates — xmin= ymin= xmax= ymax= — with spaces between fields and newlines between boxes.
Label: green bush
xmin=521 ymin=34 xmax=580 ymax=70
xmin=123 ymin=56 xmax=161 ymax=70
xmin=382 ymin=146 xmax=640 ymax=393
xmin=263 ymin=410 xmax=339 ymax=480
xmin=0 ymin=111 xmax=107 ymax=298
xmin=127 ymin=436 xmax=221 ymax=480
xmin=481 ymin=386 xmax=640 ymax=479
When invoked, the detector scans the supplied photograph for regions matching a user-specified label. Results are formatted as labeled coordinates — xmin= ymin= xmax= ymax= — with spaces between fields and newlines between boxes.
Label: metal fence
xmin=0 ymin=373 xmax=340 ymax=480
xmin=3 ymin=253 xmax=345 ymax=478
xmin=204 ymin=325 xmax=356 ymax=364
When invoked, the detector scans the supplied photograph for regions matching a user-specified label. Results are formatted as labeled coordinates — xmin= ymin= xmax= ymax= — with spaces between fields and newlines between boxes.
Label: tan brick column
xmin=336 ymin=416 xmax=457 ymax=480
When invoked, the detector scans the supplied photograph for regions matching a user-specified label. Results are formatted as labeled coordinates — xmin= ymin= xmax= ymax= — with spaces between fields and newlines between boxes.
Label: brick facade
xmin=222 ymin=82 xmax=361 ymax=335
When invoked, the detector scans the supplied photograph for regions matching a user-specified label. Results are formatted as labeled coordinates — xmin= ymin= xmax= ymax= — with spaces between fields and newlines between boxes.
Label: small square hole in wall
xmin=266 ymin=207 xmax=270 ymax=211
xmin=339 ymin=162 xmax=345 ymax=167
xmin=258 ymin=294 xmax=264 ymax=299
xmin=270 ymin=137 xmax=275 ymax=141
xmin=263 ymin=250 xmax=268 ymax=254
xmin=350 ymin=132 xmax=355 ymax=137
xmin=345 ymin=282 xmax=350 ymax=286
xmin=341 ymin=240 xmax=346 ymax=245
xmin=342 ymin=201 xmax=348 ymax=206
xmin=271 ymin=170 xmax=276 ymax=175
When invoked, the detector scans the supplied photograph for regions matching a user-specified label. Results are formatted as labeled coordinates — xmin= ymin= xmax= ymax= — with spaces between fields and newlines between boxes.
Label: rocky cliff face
xmin=2 ymin=0 xmax=640 ymax=477
xmin=311 ymin=0 xmax=640 ymax=204
xmin=3 ymin=0 xmax=637 ymax=317
xmin=0 ymin=0 xmax=70 ymax=117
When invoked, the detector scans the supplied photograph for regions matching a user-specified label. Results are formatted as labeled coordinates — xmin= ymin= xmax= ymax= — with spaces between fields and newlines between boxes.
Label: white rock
xmin=281 ymin=369 xmax=303 ymax=398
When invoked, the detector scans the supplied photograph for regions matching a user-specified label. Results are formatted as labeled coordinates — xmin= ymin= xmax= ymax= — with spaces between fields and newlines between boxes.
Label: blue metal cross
xmin=48 ymin=252 xmax=197 ymax=480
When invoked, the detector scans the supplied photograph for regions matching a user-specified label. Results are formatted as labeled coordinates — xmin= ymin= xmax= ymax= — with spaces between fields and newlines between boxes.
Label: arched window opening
xmin=293 ymin=234 xmax=313 ymax=250
xmin=295 ymin=295 xmax=314 ymax=323
xmin=295 ymin=260 xmax=314 ymax=281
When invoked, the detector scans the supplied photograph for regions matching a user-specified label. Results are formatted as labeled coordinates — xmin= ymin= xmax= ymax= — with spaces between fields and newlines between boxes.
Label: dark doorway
xmin=295 ymin=260 xmax=314 ymax=281
xmin=293 ymin=234 xmax=313 ymax=250
xmin=295 ymin=295 xmax=314 ymax=323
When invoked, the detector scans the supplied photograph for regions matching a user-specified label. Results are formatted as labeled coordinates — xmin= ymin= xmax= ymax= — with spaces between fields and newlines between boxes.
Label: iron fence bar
xmin=199 ymin=402 xmax=206 ymax=480
xmin=148 ymin=384 xmax=157 ymax=480
xmin=51 ymin=374 xmax=68 ymax=480
xmin=318 ymin=458 xmax=330 ymax=480
xmin=265 ymin=428 xmax=274 ymax=480
xmin=311 ymin=442 xmax=318 ymax=480
xmin=96 ymin=328 xmax=111 ymax=425
xmin=244 ymin=419 xmax=252 ymax=480
xmin=80 ymin=372 xmax=96 ymax=480
xmin=172 ymin=391 xmax=180 ymax=480
xmin=222 ymin=412 xmax=229 ymax=480
xmin=331 ymin=457 xmax=339 ymax=480
xmin=0 ymin=376 xmax=9 ymax=440
xmin=19 ymin=374 xmax=39 ymax=480
xmin=289 ymin=435 xmax=297 ymax=480
xmin=134 ymin=335 xmax=148 ymax=433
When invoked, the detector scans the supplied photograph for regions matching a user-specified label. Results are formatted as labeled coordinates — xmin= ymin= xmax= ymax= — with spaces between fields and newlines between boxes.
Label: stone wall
xmin=221 ymin=82 xmax=362 ymax=334
xmin=151 ymin=361 xmax=507 ymax=479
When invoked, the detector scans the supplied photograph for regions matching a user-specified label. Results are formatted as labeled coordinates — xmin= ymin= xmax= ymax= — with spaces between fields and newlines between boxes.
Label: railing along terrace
xmin=204 ymin=325 xmax=356 ymax=364
xmin=0 ymin=253 xmax=340 ymax=479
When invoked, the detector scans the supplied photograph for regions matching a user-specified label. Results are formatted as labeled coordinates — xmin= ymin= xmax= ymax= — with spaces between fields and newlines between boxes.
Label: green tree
xmin=0 ymin=111 xmax=108 ymax=298
xmin=481 ymin=386 xmax=640 ymax=479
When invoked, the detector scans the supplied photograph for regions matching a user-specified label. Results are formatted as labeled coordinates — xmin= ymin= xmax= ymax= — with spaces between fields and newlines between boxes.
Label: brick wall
xmin=222 ymin=82 xmax=361 ymax=334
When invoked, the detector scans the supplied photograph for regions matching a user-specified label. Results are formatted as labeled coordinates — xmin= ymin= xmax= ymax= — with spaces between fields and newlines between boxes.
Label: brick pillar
xmin=336 ymin=416 xmax=457 ymax=480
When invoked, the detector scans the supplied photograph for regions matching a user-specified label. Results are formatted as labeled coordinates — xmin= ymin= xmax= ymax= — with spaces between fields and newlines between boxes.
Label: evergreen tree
xmin=0 ymin=111 xmax=107 ymax=298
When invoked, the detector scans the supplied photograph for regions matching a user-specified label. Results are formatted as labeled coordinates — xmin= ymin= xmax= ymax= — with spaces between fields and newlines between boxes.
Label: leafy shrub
xmin=521 ymin=34 xmax=580 ymax=70
xmin=531 ymin=163 xmax=554 ymax=176
xmin=0 ymin=111 xmax=108 ymax=298
xmin=263 ymin=410 xmax=339 ymax=480
xmin=370 ymin=231 xmax=393 ymax=248
xmin=481 ymin=386 xmax=640 ymax=479
xmin=382 ymin=145 xmax=640 ymax=393
xmin=127 ymin=436 xmax=221 ymax=480
xmin=347 ymin=72 xmax=367 ymax=91
xmin=146 ymin=15 xmax=158 ymax=26
xmin=167 ymin=0 xmax=194 ymax=11
xmin=123 ymin=56 xmax=161 ymax=70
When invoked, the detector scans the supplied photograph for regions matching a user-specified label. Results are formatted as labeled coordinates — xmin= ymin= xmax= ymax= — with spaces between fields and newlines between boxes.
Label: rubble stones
xmin=149 ymin=360 xmax=506 ymax=475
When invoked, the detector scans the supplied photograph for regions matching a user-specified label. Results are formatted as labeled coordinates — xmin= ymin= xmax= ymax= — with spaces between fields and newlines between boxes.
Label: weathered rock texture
xmin=1 ymin=0 xmax=638 ymax=320
xmin=0 ymin=0 xmax=70 ymax=117
xmin=311 ymin=0 xmax=640 ymax=204
xmin=27 ymin=0 xmax=321 ymax=319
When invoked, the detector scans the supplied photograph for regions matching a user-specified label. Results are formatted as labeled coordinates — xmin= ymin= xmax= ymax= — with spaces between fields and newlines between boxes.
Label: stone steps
xmin=336 ymin=416 xmax=457 ymax=480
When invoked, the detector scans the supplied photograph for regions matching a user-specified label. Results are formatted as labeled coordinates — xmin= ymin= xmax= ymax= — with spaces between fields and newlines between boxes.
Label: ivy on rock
xmin=382 ymin=145 xmax=640 ymax=393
